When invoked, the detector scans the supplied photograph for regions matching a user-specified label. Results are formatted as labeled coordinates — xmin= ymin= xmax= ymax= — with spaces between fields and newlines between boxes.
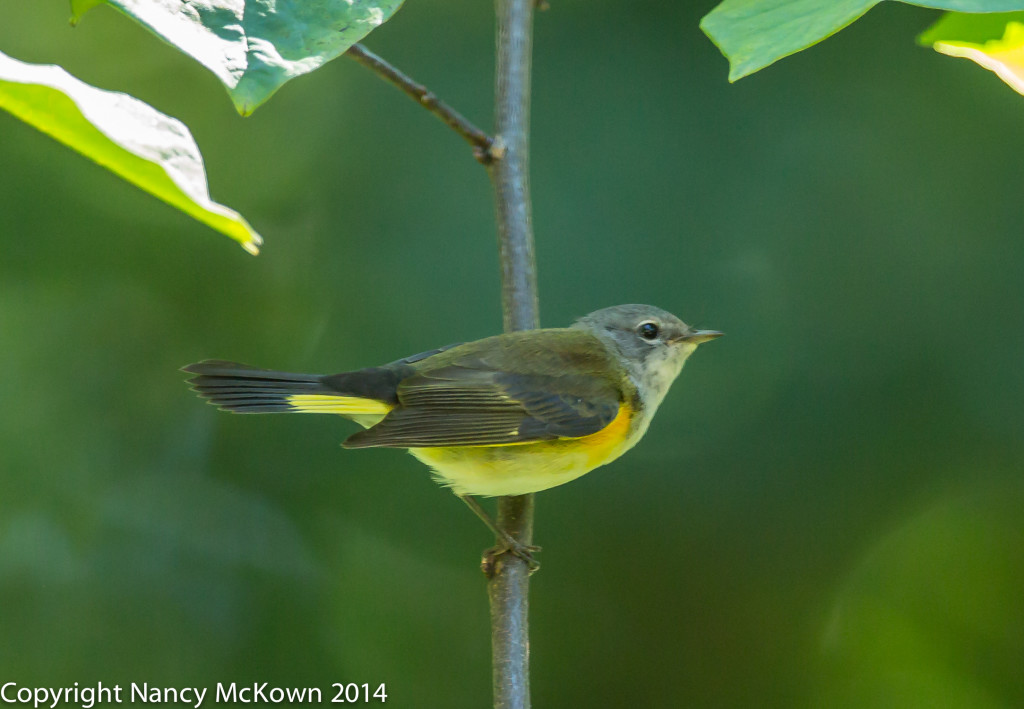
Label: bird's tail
xmin=182 ymin=360 xmax=392 ymax=416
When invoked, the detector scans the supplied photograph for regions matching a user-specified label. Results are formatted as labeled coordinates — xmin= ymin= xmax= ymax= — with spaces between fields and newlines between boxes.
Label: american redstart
xmin=184 ymin=304 xmax=720 ymax=563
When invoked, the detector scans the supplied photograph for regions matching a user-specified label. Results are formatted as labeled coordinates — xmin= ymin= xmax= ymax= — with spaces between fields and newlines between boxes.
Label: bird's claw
xmin=482 ymin=540 xmax=542 ymax=577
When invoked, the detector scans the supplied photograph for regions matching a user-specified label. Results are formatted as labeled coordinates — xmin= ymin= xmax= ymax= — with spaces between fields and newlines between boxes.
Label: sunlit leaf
xmin=71 ymin=0 xmax=405 ymax=116
xmin=0 ymin=50 xmax=262 ymax=254
xmin=920 ymin=12 xmax=1024 ymax=95
xmin=701 ymin=0 xmax=1024 ymax=82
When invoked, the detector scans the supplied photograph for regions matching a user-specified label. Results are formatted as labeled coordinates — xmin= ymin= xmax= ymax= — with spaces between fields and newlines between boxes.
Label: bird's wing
xmin=342 ymin=329 xmax=625 ymax=448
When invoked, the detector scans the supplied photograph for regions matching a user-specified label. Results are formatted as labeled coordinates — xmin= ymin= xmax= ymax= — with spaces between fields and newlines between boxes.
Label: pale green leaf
xmin=71 ymin=0 xmax=405 ymax=116
xmin=0 ymin=50 xmax=262 ymax=254
xmin=920 ymin=12 xmax=1024 ymax=95
xmin=700 ymin=0 xmax=877 ymax=82
xmin=701 ymin=0 xmax=1024 ymax=82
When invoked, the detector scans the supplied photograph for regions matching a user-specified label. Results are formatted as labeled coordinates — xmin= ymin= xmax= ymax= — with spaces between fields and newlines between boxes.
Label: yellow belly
xmin=288 ymin=392 xmax=645 ymax=496
xmin=409 ymin=404 xmax=639 ymax=497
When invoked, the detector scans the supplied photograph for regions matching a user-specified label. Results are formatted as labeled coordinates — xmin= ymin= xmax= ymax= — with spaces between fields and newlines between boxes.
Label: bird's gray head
xmin=572 ymin=304 xmax=721 ymax=408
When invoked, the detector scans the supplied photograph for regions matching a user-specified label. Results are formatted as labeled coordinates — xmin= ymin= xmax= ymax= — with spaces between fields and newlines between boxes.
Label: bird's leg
xmin=460 ymin=495 xmax=541 ymax=574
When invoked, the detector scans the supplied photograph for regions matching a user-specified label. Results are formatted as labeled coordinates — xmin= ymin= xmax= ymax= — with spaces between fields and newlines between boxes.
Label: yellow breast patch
xmin=408 ymin=403 xmax=637 ymax=497
xmin=569 ymin=402 xmax=635 ymax=468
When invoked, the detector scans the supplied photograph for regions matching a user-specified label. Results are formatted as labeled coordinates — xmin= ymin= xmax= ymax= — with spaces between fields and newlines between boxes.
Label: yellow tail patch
xmin=287 ymin=394 xmax=392 ymax=416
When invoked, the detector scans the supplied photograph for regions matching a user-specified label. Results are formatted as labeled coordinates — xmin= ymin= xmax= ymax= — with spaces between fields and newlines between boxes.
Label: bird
xmin=183 ymin=304 xmax=720 ymax=565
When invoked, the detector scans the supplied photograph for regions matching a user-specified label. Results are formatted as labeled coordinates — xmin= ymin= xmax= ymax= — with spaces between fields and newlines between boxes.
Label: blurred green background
xmin=2 ymin=1 xmax=1024 ymax=707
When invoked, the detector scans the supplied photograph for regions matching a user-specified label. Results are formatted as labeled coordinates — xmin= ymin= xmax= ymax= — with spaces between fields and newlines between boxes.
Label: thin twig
xmin=490 ymin=4 xmax=538 ymax=335
xmin=486 ymin=0 xmax=538 ymax=707
xmin=347 ymin=43 xmax=498 ymax=164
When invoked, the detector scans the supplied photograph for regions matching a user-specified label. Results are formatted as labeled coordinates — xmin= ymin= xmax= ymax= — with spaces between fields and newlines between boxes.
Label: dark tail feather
xmin=183 ymin=360 xmax=328 ymax=413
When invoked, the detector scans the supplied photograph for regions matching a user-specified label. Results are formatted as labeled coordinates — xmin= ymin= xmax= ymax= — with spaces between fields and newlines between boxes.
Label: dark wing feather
xmin=343 ymin=329 xmax=625 ymax=449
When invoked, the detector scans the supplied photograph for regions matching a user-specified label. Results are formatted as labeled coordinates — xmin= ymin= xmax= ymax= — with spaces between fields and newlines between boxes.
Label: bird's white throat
xmin=636 ymin=342 xmax=696 ymax=414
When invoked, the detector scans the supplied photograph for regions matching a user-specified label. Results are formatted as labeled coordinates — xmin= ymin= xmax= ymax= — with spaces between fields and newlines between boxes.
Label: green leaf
xmin=0 ymin=50 xmax=262 ymax=255
xmin=71 ymin=0 xmax=406 ymax=116
xmin=920 ymin=12 xmax=1024 ymax=95
xmin=701 ymin=0 xmax=1024 ymax=82
xmin=700 ymin=0 xmax=877 ymax=82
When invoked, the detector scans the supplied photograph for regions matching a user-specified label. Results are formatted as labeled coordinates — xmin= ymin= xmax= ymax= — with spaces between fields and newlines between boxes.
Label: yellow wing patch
xmin=287 ymin=394 xmax=392 ymax=415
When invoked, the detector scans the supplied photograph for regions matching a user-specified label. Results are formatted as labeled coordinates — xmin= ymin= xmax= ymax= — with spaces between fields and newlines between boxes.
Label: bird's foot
xmin=482 ymin=538 xmax=541 ymax=577
xmin=460 ymin=494 xmax=541 ymax=576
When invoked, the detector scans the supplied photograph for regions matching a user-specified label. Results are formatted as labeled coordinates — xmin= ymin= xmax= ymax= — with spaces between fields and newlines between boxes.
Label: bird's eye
xmin=637 ymin=321 xmax=660 ymax=340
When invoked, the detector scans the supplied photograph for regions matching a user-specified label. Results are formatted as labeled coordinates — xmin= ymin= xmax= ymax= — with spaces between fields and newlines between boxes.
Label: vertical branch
xmin=486 ymin=0 xmax=537 ymax=708
xmin=486 ymin=494 xmax=534 ymax=709
xmin=491 ymin=0 xmax=538 ymax=334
